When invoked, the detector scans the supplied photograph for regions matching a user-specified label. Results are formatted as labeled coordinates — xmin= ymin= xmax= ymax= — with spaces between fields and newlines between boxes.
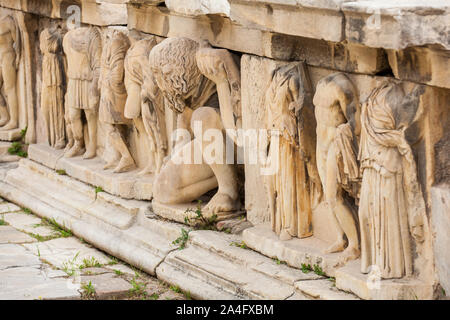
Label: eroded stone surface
xmin=81 ymin=273 xmax=133 ymax=299
xmin=0 ymin=226 xmax=36 ymax=244
xmin=0 ymin=266 xmax=80 ymax=300
xmin=23 ymin=237 xmax=112 ymax=270
xmin=295 ymin=279 xmax=358 ymax=300
xmin=2 ymin=212 xmax=57 ymax=238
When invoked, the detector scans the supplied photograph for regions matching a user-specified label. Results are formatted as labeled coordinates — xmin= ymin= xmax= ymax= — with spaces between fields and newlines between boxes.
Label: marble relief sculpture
xmin=0 ymin=14 xmax=20 ymax=130
xmin=358 ymin=82 xmax=427 ymax=278
xmin=150 ymin=37 xmax=242 ymax=215
xmin=313 ymin=73 xmax=361 ymax=262
xmin=39 ymin=27 xmax=66 ymax=149
xmin=265 ymin=63 xmax=322 ymax=241
xmin=63 ymin=27 xmax=102 ymax=159
xmin=124 ymin=37 xmax=167 ymax=174
xmin=99 ymin=29 xmax=135 ymax=173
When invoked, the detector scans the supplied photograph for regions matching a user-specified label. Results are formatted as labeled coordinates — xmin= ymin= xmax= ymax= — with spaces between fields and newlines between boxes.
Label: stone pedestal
xmin=28 ymin=144 xmax=154 ymax=200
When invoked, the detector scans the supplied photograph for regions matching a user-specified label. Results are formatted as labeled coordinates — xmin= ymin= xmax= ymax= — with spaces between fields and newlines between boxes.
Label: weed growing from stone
xmin=94 ymin=186 xmax=104 ymax=194
xmin=56 ymin=169 xmax=67 ymax=175
xmin=0 ymin=217 xmax=7 ymax=226
xmin=172 ymin=228 xmax=190 ymax=250
xmin=61 ymin=252 xmax=80 ymax=276
xmin=78 ymin=256 xmax=103 ymax=270
xmin=273 ymin=258 xmax=287 ymax=265
xmin=114 ymin=269 xmax=124 ymax=276
xmin=81 ymin=281 xmax=96 ymax=299
xmin=129 ymin=277 xmax=147 ymax=298
xmin=230 ymin=241 xmax=249 ymax=250
xmin=8 ymin=127 xmax=28 ymax=158
xmin=184 ymin=200 xmax=218 ymax=230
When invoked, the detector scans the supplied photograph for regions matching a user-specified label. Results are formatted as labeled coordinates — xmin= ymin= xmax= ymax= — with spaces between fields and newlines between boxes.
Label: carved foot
xmin=138 ymin=165 xmax=154 ymax=176
xmin=0 ymin=121 xmax=18 ymax=131
xmin=64 ymin=142 xmax=85 ymax=158
xmin=54 ymin=140 xmax=66 ymax=150
xmin=64 ymin=141 xmax=74 ymax=153
xmin=279 ymin=229 xmax=293 ymax=241
xmin=113 ymin=156 xmax=136 ymax=173
xmin=338 ymin=246 xmax=360 ymax=264
xmin=324 ymin=240 xmax=346 ymax=254
xmin=83 ymin=147 xmax=96 ymax=160
xmin=204 ymin=192 xmax=240 ymax=216
xmin=103 ymin=159 xmax=118 ymax=170
xmin=0 ymin=116 xmax=8 ymax=127
xmin=0 ymin=108 xmax=8 ymax=127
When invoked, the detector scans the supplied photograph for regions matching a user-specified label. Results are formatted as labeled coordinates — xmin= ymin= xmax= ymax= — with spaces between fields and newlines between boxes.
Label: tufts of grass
xmin=149 ymin=293 xmax=159 ymax=300
xmin=81 ymin=281 xmax=96 ymax=299
xmin=34 ymin=217 xmax=73 ymax=238
xmin=78 ymin=256 xmax=103 ymax=270
xmin=114 ymin=269 xmax=124 ymax=276
xmin=169 ymin=285 xmax=191 ymax=300
xmin=61 ymin=252 xmax=80 ymax=276
xmin=106 ymin=256 xmax=119 ymax=266
xmin=128 ymin=277 xmax=147 ymax=298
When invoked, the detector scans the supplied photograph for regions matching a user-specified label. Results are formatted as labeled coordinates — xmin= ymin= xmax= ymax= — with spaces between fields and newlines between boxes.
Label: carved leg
xmin=0 ymin=75 xmax=9 ymax=127
xmin=83 ymin=109 xmax=97 ymax=159
xmin=334 ymin=200 xmax=360 ymax=263
xmin=134 ymin=117 xmax=155 ymax=175
xmin=64 ymin=107 xmax=74 ymax=152
xmin=323 ymin=144 xmax=346 ymax=253
xmin=109 ymin=124 xmax=135 ymax=173
xmin=192 ymin=107 xmax=240 ymax=215
xmin=0 ymin=104 xmax=8 ymax=127
xmin=102 ymin=123 xmax=120 ymax=170
xmin=0 ymin=54 xmax=19 ymax=130
xmin=153 ymin=140 xmax=217 ymax=204
xmin=65 ymin=107 xmax=85 ymax=158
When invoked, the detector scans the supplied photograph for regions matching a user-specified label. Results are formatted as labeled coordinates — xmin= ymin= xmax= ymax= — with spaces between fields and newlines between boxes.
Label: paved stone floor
xmin=0 ymin=197 xmax=187 ymax=300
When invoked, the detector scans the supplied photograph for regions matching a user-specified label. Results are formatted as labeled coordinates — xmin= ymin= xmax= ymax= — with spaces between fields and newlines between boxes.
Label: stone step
xmin=242 ymin=223 xmax=341 ymax=277
xmin=294 ymin=279 xmax=359 ymax=300
xmin=28 ymin=144 xmax=154 ymax=201
xmin=0 ymin=160 xmax=374 ymax=300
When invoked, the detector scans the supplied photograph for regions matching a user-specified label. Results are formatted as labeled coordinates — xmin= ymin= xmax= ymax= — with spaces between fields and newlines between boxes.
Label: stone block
xmin=23 ymin=237 xmax=112 ymax=270
xmin=0 ymin=266 xmax=80 ymax=300
xmin=0 ymin=129 xmax=23 ymax=142
xmin=2 ymin=212 xmax=57 ymax=238
xmin=295 ymin=279 xmax=358 ymax=300
xmin=127 ymin=3 xmax=388 ymax=75
xmin=0 ymin=226 xmax=36 ymax=244
xmin=430 ymin=185 xmax=450 ymax=296
xmin=387 ymin=46 xmax=450 ymax=89
xmin=28 ymin=144 xmax=154 ymax=200
xmin=242 ymin=224 xmax=341 ymax=277
xmin=335 ymin=261 xmax=434 ymax=300
xmin=342 ymin=0 xmax=450 ymax=50
xmin=81 ymin=273 xmax=133 ymax=299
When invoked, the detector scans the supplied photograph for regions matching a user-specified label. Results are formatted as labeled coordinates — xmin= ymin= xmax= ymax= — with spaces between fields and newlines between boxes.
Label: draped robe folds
xmin=271 ymin=131 xmax=313 ymax=238
xmin=99 ymin=36 xmax=129 ymax=125
xmin=358 ymin=83 xmax=426 ymax=279
xmin=41 ymin=50 xmax=65 ymax=147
